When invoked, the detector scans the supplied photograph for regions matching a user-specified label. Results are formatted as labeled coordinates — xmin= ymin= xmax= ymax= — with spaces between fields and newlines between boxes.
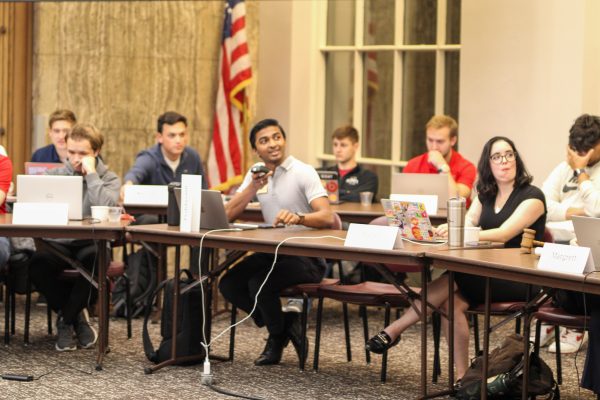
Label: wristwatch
xmin=573 ymin=168 xmax=588 ymax=178
xmin=437 ymin=164 xmax=450 ymax=174
xmin=294 ymin=212 xmax=306 ymax=225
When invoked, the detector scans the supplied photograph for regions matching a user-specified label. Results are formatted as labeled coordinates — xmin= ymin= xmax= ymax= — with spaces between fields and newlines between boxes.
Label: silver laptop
xmin=391 ymin=172 xmax=449 ymax=209
xmin=572 ymin=216 xmax=600 ymax=269
xmin=200 ymin=190 xmax=258 ymax=230
xmin=17 ymin=175 xmax=83 ymax=220
xmin=380 ymin=198 xmax=445 ymax=243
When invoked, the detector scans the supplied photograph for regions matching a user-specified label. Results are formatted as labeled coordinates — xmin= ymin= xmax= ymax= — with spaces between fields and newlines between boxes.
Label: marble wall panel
xmin=32 ymin=0 xmax=258 ymax=180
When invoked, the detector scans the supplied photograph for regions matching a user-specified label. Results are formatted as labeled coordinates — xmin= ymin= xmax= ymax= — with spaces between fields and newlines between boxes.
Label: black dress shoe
xmin=285 ymin=312 xmax=309 ymax=362
xmin=365 ymin=331 xmax=400 ymax=354
xmin=254 ymin=333 xmax=289 ymax=366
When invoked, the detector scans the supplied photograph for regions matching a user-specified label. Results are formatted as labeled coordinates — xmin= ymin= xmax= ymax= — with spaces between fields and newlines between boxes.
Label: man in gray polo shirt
xmin=221 ymin=118 xmax=334 ymax=366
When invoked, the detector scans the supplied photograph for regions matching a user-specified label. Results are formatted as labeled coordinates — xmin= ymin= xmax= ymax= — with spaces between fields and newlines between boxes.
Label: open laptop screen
xmin=391 ymin=172 xmax=449 ymax=209
xmin=16 ymin=175 xmax=83 ymax=220
xmin=24 ymin=162 xmax=64 ymax=175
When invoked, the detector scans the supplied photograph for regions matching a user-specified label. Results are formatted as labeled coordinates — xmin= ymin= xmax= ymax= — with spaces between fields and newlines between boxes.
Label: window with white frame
xmin=319 ymin=0 xmax=461 ymax=197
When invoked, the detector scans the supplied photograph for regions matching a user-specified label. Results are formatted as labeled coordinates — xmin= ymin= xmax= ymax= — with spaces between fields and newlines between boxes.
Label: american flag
xmin=208 ymin=0 xmax=252 ymax=192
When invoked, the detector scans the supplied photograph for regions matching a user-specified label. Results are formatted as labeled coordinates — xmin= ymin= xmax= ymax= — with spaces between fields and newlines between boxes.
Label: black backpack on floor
xmin=142 ymin=269 xmax=206 ymax=365
xmin=112 ymin=247 xmax=157 ymax=318
xmin=455 ymin=334 xmax=559 ymax=399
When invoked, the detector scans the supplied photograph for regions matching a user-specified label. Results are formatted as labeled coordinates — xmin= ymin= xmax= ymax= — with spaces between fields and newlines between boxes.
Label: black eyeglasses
xmin=490 ymin=151 xmax=516 ymax=164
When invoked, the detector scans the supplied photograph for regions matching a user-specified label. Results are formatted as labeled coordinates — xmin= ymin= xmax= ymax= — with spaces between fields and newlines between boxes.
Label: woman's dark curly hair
xmin=476 ymin=136 xmax=532 ymax=203
xmin=568 ymin=114 xmax=600 ymax=153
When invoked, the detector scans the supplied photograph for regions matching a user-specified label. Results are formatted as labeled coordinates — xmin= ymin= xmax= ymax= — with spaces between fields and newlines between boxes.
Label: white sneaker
xmin=548 ymin=328 xmax=588 ymax=354
xmin=282 ymin=298 xmax=303 ymax=313
xmin=530 ymin=323 xmax=558 ymax=347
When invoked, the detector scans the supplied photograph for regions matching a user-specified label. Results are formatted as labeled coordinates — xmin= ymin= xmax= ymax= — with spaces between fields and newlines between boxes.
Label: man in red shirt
xmin=403 ymin=115 xmax=476 ymax=203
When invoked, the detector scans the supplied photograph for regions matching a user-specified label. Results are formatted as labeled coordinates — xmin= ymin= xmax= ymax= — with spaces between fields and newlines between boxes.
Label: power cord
xmin=195 ymin=230 xmax=344 ymax=399
xmin=2 ymin=360 xmax=94 ymax=382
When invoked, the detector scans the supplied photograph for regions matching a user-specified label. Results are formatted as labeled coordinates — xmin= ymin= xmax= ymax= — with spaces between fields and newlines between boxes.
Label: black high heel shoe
xmin=365 ymin=331 xmax=400 ymax=354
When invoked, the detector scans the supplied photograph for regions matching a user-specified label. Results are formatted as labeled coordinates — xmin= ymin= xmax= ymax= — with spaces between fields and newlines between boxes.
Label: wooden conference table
xmin=0 ymin=215 xmax=128 ymax=370
xmin=125 ymin=201 xmax=448 ymax=226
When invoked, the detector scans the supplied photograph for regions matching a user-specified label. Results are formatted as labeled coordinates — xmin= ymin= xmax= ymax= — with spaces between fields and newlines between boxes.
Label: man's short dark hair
xmin=249 ymin=118 xmax=287 ymax=149
xmin=569 ymin=114 xmax=600 ymax=153
xmin=332 ymin=125 xmax=359 ymax=143
xmin=157 ymin=111 xmax=187 ymax=134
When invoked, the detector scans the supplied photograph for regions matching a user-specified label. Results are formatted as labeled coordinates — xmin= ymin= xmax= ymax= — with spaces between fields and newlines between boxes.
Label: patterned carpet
xmin=0 ymin=297 xmax=595 ymax=400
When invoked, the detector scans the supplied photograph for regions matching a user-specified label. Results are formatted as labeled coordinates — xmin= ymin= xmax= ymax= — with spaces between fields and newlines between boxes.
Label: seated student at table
xmin=538 ymin=114 xmax=600 ymax=353
xmin=220 ymin=118 xmax=334 ymax=366
xmin=0 ymin=154 xmax=13 ymax=269
xmin=366 ymin=136 xmax=546 ymax=381
xmin=29 ymin=124 xmax=120 ymax=351
xmin=31 ymin=109 xmax=77 ymax=163
xmin=120 ymin=111 xmax=207 ymax=214
xmin=403 ymin=115 xmax=476 ymax=204
xmin=325 ymin=125 xmax=378 ymax=202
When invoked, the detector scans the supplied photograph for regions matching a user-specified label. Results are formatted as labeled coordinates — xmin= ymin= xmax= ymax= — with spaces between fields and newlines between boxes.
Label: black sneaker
xmin=55 ymin=315 xmax=77 ymax=352
xmin=74 ymin=309 xmax=97 ymax=349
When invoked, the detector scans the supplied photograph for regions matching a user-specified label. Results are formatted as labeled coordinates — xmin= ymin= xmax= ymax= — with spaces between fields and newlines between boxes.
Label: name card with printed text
xmin=344 ymin=223 xmax=404 ymax=250
xmin=180 ymin=175 xmax=202 ymax=233
xmin=12 ymin=202 xmax=69 ymax=226
xmin=537 ymin=242 xmax=595 ymax=274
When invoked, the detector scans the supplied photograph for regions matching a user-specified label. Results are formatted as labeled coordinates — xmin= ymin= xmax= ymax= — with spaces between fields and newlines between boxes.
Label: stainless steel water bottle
xmin=167 ymin=182 xmax=182 ymax=226
xmin=447 ymin=197 xmax=466 ymax=247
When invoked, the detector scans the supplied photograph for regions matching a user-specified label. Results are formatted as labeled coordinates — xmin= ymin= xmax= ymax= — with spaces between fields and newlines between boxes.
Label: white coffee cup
xmin=464 ymin=226 xmax=481 ymax=246
xmin=91 ymin=206 xmax=109 ymax=222
xmin=107 ymin=206 xmax=122 ymax=223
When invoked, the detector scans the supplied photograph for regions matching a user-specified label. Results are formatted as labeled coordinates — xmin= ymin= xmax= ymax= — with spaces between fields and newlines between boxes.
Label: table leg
xmin=421 ymin=265 xmax=428 ymax=397
xmin=95 ymin=239 xmax=108 ymax=371
xmin=481 ymin=277 xmax=491 ymax=399
xmin=448 ymin=271 xmax=455 ymax=391
xmin=521 ymin=285 xmax=534 ymax=400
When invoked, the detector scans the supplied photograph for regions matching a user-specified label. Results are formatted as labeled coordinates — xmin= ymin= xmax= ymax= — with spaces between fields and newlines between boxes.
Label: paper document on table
xmin=545 ymin=220 xmax=574 ymax=243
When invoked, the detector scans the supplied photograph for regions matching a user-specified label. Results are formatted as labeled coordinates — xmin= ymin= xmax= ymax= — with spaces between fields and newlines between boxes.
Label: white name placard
xmin=537 ymin=242 xmax=595 ymax=274
xmin=344 ymin=223 xmax=403 ymax=250
xmin=123 ymin=185 xmax=168 ymax=206
xmin=12 ymin=202 xmax=69 ymax=226
xmin=390 ymin=193 xmax=439 ymax=215
xmin=180 ymin=174 xmax=202 ymax=233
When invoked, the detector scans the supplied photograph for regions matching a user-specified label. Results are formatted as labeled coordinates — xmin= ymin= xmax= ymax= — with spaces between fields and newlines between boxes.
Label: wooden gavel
xmin=520 ymin=228 xmax=545 ymax=254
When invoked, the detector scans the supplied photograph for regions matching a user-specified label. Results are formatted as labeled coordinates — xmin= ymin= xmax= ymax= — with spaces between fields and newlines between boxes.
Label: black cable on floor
xmin=207 ymin=383 xmax=265 ymax=400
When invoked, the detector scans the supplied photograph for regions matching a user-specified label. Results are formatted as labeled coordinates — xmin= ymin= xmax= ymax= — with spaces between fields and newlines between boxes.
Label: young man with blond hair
xmin=403 ymin=115 xmax=476 ymax=202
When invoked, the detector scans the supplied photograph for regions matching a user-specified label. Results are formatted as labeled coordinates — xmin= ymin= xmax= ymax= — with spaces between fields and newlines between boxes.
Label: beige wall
xmin=459 ymin=0 xmax=600 ymax=185
xmin=32 ymin=1 xmax=258 ymax=180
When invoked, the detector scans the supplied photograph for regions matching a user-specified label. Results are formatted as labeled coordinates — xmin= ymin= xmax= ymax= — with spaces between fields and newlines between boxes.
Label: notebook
xmin=391 ymin=172 xmax=449 ymax=210
xmin=24 ymin=162 xmax=64 ymax=175
xmin=380 ymin=198 xmax=445 ymax=243
xmin=317 ymin=170 xmax=342 ymax=204
xmin=572 ymin=216 xmax=600 ymax=270
xmin=200 ymin=190 xmax=259 ymax=230
xmin=17 ymin=175 xmax=83 ymax=220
